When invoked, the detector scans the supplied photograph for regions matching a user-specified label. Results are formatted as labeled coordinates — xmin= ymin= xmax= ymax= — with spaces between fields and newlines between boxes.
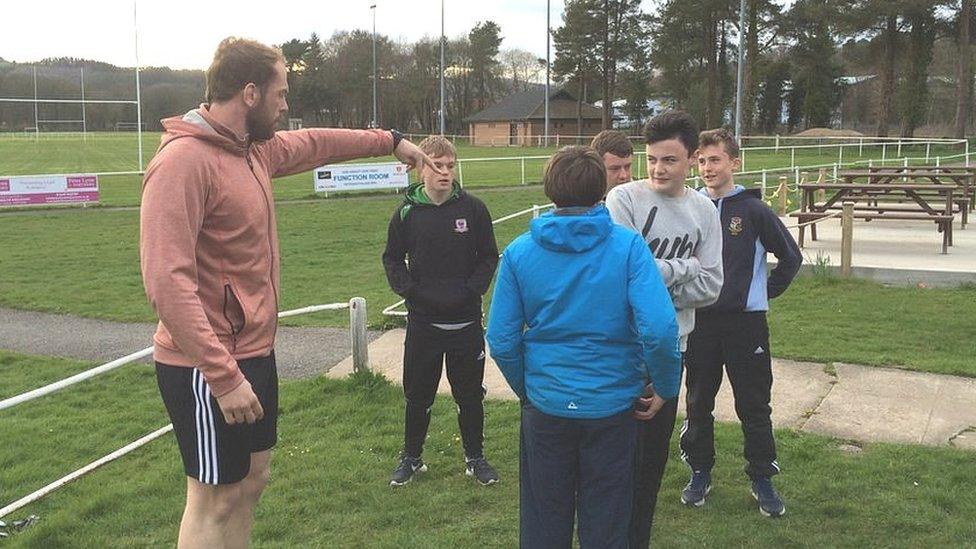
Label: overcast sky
xmin=0 ymin=0 xmax=611 ymax=70
xmin=1 ymin=1 xmax=808 ymax=72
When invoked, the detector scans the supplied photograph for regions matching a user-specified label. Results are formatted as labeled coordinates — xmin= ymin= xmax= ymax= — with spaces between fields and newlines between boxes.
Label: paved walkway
xmin=0 ymin=307 xmax=379 ymax=380
xmin=329 ymin=329 xmax=976 ymax=451
xmin=777 ymin=214 xmax=976 ymax=286
xmin=3 ymin=307 xmax=973 ymax=451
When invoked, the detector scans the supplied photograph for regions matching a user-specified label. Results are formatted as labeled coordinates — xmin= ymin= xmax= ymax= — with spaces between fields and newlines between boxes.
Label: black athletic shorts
xmin=155 ymin=351 xmax=279 ymax=485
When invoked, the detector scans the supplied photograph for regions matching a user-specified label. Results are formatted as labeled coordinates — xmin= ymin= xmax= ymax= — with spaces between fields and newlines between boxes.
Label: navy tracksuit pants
xmin=519 ymin=403 xmax=637 ymax=549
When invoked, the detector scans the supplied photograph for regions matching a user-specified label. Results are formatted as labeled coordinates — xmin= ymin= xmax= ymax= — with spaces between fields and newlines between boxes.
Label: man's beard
xmin=246 ymin=101 xmax=280 ymax=142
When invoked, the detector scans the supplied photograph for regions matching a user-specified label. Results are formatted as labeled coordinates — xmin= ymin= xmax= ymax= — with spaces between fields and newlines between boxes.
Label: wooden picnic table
xmin=791 ymin=183 xmax=957 ymax=254
xmin=866 ymin=165 xmax=976 ymax=174
xmin=837 ymin=169 xmax=974 ymax=212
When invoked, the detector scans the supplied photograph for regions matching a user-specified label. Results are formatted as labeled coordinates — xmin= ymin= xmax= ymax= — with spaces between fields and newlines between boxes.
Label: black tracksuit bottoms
xmin=402 ymin=319 xmax=486 ymax=460
xmin=680 ymin=311 xmax=779 ymax=480
xmin=629 ymin=395 xmax=679 ymax=548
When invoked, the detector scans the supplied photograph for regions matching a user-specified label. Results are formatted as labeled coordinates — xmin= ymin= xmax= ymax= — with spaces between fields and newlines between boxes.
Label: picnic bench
xmin=790 ymin=183 xmax=957 ymax=254
xmin=845 ymin=168 xmax=975 ymax=213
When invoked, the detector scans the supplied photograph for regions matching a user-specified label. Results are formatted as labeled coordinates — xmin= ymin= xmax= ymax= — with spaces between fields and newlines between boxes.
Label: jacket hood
xmin=400 ymin=181 xmax=463 ymax=220
xmin=405 ymin=180 xmax=462 ymax=205
xmin=529 ymin=204 xmax=614 ymax=253
xmin=158 ymin=105 xmax=248 ymax=155
xmin=698 ymin=184 xmax=761 ymax=202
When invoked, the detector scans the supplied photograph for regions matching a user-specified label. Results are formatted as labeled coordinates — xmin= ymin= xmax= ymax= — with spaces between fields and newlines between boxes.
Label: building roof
xmin=464 ymin=87 xmax=603 ymax=123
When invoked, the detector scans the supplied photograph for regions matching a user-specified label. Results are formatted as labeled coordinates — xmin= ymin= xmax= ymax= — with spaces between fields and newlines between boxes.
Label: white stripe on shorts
xmin=192 ymin=370 xmax=218 ymax=484
xmin=192 ymin=370 xmax=206 ymax=483
xmin=204 ymin=377 xmax=218 ymax=484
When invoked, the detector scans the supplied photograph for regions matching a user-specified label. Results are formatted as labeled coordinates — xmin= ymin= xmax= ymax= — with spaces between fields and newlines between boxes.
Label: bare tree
xmin=955 ymin=0 xmax=973 ymax=138
xmin=500 ymin=49 xmax=545 ymax=92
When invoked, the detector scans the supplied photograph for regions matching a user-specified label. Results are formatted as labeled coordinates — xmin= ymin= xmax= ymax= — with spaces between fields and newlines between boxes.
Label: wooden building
xmin=464 ymin=88 xmax=603 ymax=146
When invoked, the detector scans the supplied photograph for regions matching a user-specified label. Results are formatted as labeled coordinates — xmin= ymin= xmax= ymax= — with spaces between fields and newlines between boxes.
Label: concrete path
xmin=778 ymin=214 xmax=976 ymax=286
xmin=329 ymin=329 xmax=976 ymax=451
xmin=3 ymin=305 xmax=973 ymax=451
xmin=0 ymin=307 xmax=379 ymax=380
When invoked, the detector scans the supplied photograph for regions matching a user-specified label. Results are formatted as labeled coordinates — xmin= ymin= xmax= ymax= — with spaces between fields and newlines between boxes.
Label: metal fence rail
xmin=0 ymin=299 xmax=370 ymax=519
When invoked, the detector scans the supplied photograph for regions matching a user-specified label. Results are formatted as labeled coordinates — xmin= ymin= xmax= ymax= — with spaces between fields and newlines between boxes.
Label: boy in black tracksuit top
xmin=382 ymin=136 xmax=500 ymax=487
xmin=679 ymin=128 xmax=802 ymax=517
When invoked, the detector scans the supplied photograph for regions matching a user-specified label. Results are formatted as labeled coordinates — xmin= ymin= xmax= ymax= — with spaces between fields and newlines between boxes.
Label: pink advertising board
xmin=0 ymin=175 xmax=100 ymax=207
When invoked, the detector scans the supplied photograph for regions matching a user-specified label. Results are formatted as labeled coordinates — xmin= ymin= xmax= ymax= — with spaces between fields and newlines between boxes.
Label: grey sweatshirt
xmin=606 ymin=181 xmax=724 ymax=350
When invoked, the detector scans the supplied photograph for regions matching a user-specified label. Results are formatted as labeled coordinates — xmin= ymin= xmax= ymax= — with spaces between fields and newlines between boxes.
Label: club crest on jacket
xmin=455 ymin=218 xmax=469 ymax=233
xmin=729 ymin=216 xmax=743 ymax=236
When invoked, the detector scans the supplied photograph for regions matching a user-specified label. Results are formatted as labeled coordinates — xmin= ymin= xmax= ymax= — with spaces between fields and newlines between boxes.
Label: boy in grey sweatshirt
xmin=605 ymin=111 xmax=723 ymax=548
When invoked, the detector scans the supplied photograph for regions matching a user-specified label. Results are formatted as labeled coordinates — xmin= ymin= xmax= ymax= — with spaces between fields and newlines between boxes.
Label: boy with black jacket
xmin=679 ymin=128 xmax=802 ymax=517
xmin=382 ymin=135 xmax=500 ymax=487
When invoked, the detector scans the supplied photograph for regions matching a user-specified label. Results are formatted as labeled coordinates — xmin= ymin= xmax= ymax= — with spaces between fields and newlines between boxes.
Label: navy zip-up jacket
xmin=699 ymin=186 xmax=802 ymax=313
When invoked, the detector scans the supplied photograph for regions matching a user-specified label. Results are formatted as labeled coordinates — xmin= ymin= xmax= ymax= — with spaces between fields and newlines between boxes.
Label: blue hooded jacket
xmin=486 ymin=204 xmax=682 ymax=419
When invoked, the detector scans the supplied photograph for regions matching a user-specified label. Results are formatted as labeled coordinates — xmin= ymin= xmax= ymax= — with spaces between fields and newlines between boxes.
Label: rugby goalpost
xmin=0 ymin=1 xmax=145 ymax=175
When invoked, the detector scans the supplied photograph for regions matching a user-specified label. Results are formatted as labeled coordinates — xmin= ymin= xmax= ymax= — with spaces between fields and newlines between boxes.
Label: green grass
xmin=1 ymin=184 xmax=973 ymax=376
xmin=768 ymin=277 xmax=976 ymax=377
xmin=1 ymin=350 xmax=973 ymax=546
xmin=0 ymin=133 xmax=559 ymax=207
xmin=0 ymin=132 xmax=966 ymax=207
xmin=0 ymin=187 xmax=548 ymax=327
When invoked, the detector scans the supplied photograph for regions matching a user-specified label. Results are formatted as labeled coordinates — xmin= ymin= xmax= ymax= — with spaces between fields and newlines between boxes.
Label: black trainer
xmin=751 ymin=477 xmax=786 ymax=517
xmin=465 ymin=456 xmax=499 ymax=486
xmin=390 ymin=455 xmax=427 ymax=487
xmin=681 ymin=470 xmax=712 ymax=506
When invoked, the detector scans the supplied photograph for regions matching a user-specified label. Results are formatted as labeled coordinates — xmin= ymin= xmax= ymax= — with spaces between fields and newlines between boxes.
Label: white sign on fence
xmin=313 ymin=162 xmax=409 ymax=193
xmin=0 ymin=174 xmax=99 ymax=207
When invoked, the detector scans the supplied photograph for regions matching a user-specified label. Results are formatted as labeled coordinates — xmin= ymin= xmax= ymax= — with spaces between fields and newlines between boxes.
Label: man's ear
xmin=242 ymin=82 xmax=260 ymax=108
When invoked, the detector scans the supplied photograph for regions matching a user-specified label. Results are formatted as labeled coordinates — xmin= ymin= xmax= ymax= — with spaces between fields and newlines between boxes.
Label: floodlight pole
xmin=439 ymin=0 xmax=446 ymax=135
xmin=32 ymin=66 xmax=39 ymax=141
xmin=134 ymin=0 xmax=144 ymax=171
xmin=80 ymin=67 xmax=88 ymax=142
xmin=734 ymin=0 xmax=746 ymax=143
xmin=545 ymin=0 xmax=550 ymax=148
xmin=371 ymin=4 xmax=378 ymax=129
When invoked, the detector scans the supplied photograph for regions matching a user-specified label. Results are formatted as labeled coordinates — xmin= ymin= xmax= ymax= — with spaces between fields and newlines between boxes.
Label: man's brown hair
xmin=590 ymin=130 xmax=634 ymax=158
xmin=699 ymin=127 xmax=740 ymax=158
xmin=543 ymin=146 xmax=607 ymax=208
xmin=206 ymin=37 xmax=285 ymax=104
xmin=417 ymin=135 xmax=457 ymax=159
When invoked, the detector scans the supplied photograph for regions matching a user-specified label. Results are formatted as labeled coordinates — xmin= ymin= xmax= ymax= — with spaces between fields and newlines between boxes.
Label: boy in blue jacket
xmin=679 ymin=128 xmax=801 ymax=517
xmin=487 ymin=146 xmax=681 ymax=549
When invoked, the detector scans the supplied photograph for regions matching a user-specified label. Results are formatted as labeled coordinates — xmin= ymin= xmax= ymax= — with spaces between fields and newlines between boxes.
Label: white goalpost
xmin=0 ymin=0 xmax=144 ymax=175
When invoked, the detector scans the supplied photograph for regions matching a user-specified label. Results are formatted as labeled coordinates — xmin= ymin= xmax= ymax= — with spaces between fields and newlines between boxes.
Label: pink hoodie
xmin=140 ymin=106 xmax=393 ymax=396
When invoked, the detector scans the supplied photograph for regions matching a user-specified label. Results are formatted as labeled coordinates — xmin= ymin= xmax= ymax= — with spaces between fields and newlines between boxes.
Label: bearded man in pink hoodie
xmin=140 ymin=37 xmax=439 ymax=548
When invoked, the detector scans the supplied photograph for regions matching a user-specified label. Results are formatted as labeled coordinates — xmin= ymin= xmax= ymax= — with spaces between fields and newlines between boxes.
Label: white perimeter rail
xmin=385 ymin=142 xmax=962 ymax=318
xmin=0 ymin=301 xmax=364 ymax=412
xmin=382 ymin=204 xmax=555 ymax=318
xmin=0 ymin=299 xmax=370 ymax=519
xmin=0 ymin=134 xmax=963 ymax=194
xmin=448 ymin=137 xmax=968 ymax=188
xmin=405 ymin=132 xmax=964 ymax=149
